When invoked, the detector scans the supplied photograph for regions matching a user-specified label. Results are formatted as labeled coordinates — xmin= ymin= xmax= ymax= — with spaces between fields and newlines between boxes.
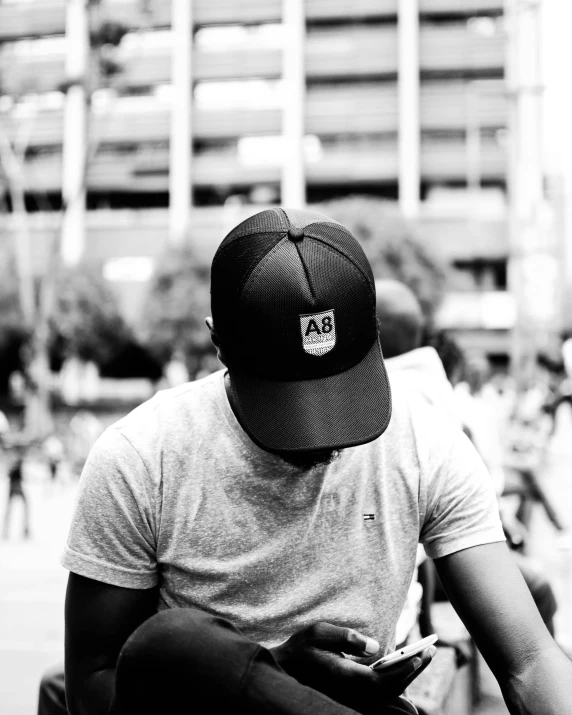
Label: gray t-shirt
xmin=61 ymin=369 xmax=504 ymax=653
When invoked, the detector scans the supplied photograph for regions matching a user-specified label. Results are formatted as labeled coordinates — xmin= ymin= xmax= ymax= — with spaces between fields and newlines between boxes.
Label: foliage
xmin=321 ymin=197 xmax=447 ymax=322
xmin=90 ymin=20 xmax=129 ymax=49
xmin=139 ymin=244 xmax=214 ymax=373
xmin=0 ymin=241 xmax=29 ymax=351
xmin=90 ymin=19 xmax=129 ymax=81
xmin=0 ymin=242 xmax=29 ymax=392
xmin=100 ymin=338 xmax=163 ymax=380
xmin=49 ymin=263 xmax=130 ymax=366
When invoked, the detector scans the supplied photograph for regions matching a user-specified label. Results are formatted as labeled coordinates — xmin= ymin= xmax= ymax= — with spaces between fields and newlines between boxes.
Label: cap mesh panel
xmin=215 ymin=208 xmax=287 ymax=251
xmin=211 ymin=232 xmax=285 ymax=339
xmin=304 ymin=222 xmax=375 ymax=288
xmin=234 ymin=238 xmax=376 ymax=379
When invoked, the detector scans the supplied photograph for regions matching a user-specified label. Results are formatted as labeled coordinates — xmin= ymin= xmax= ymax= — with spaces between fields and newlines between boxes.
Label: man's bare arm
xmin=435 ymin=541 xmax=572 ymax=715
xmin=65 ymin=573 xmax=158 ymax=715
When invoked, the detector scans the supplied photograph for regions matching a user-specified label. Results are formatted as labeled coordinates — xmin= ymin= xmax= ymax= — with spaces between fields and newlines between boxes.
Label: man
xmin=376 ymin=279 xmax=559 ymax=642
xmin=2 ymin=440 xmax=30 ymax=540
xmin=63 ymin=209 xmax=572 ymax=715
xmin=374 ymin=279 xmax=461 ymax=651
xmin=374 ymin=279 xmax=459 ymax=425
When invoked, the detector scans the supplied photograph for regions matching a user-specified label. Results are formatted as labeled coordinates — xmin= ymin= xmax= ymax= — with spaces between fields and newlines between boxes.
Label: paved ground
xmin=0 ymin=472 xmax=75 ymax=715
xmin=1 ymin=410 xmax=572 ymax=715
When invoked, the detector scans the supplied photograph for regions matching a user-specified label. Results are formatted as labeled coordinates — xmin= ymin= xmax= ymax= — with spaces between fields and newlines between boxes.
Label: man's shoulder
xmin=385 ymin=380 xmax=461 ymax=457
xmin=111 ymin=370 xmax=224 ymax=444
xmin=351 ymin=383 xmax=451 ymax=491
xmin=387 ymin=378 xmax=434 ymax=424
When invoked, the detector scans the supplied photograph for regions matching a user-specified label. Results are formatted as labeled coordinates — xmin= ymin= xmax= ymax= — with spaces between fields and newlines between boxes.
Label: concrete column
xmin=61 ymin=0 xmax=89 ymax=266
xmin=169 ymin=0 xmax=193 ymax=245
xmin=0 ymin=130 xmax=35 ymax=325
xmin=281 ymin=0 xmax=306 ymax=208
xmin=505 ymin=0 xmax=547 ymax=383
xmin=398 ymin=0 xmax=420 ymax=220
xmin=465 ymin=83 xmax=481 ymax=195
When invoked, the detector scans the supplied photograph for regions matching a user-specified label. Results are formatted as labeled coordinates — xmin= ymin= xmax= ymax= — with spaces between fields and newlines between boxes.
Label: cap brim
xmin=227 ymin=338 xmax=392 ymax=453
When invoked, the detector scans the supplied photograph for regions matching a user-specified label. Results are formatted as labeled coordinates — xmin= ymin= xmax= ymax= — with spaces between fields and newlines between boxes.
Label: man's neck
xmin=223 ymin=370 xmax=242 ymax=427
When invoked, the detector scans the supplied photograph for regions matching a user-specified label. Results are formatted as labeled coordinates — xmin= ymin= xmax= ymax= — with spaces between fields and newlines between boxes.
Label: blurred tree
xmin=321 ymin=197 xmax=447 ymax=322
xmin=0 ymin=246 xmax=135 ymax=395
xmin=48 ymin=263 xmax=130 ymax=367
xmin=139 ymin=245 xmax=214 ymax=375
xmin=0 ymin=242 xmax=30 ymax=395
xmin=0 ymin=8 xmax=132 ymax=421
xmin=89 ymin=17 xmax=129 ymax=85
xmin=0 ymin=242 xmax=28 ymax=348
xmin=99 ymin=339 xmax=163 ymax=381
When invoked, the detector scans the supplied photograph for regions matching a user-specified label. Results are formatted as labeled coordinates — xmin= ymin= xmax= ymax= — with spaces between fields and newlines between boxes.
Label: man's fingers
xmin=304 ymin=622 xmax=380 ymax=657
xmin=400 ymin=646 xmax=436 ymax=690
xmin=375 ymin=645 xmax=437 ymax=692
xmin=344 ymin=627 xmax=379 ymax=656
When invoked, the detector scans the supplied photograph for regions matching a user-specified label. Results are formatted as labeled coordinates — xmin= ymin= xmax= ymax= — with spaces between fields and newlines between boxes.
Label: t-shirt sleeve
xmin=61 ymin=426 xmax=158 ymax=589
xmin=420 ymin=423 xmax=505 ymax=560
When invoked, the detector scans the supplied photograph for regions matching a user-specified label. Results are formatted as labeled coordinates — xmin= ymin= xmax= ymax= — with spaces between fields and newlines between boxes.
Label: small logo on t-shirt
xmin=363 ymin=513 xmax=375 ymax=522
xmin=300 ymin=310 xmax=336 ymax=356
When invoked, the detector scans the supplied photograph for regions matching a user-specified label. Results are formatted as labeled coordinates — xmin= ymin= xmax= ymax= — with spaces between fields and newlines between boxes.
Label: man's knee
xmin=115 ymin=608 xmax=261 ymax=705
xmin=120 ymin=607 xmax=249 ymax=664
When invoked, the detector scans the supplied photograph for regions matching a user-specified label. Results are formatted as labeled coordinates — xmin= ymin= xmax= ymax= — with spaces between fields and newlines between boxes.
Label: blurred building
xmin=0 ymin=0 xmax=523 ymax=360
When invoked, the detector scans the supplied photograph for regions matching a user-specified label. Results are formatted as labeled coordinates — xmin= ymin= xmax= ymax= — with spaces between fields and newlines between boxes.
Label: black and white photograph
xmin=1 ymin=1 xmax=572 ymax=713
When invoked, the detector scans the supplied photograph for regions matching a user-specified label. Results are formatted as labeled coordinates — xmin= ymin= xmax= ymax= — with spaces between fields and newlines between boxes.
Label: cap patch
xmin=300 ymin=310 xmax=336 ymax=357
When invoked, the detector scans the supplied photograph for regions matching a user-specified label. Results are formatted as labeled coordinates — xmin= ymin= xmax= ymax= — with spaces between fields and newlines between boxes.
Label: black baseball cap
xmin=210 ymin=207 xmax=392 ymax=452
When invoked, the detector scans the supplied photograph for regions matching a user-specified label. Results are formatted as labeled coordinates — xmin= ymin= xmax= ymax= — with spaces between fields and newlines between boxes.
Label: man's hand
xmin=270 ymin=622 xmax=435 ymax=713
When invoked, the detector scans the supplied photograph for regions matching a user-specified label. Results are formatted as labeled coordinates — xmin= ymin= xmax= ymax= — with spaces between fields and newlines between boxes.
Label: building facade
xmin=0 ymin=0 xmax=516 ymax=357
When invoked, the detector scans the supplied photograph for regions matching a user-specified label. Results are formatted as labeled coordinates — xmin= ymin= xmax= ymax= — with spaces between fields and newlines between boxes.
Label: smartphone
xmin=369 ymin=633 xmax=438 ymax=671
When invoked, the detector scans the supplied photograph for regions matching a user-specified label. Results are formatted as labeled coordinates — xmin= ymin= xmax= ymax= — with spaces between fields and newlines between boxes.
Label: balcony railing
xmin=0 ymin=0 xmax=504 ymax=42
xmin=1 ymin=81 xmax=506 ymax=148
xmin=16 ymin=133 xmax=505 ymax=193
xmin=0 ymin=23 xmax=504 ymax=94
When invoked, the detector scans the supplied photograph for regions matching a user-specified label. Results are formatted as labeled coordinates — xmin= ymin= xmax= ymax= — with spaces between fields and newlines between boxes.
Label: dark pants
xmin=38 ymin=608 xmax=417 ymax=715
xmin=38 ymin=665 xmax=66 ymax=715
xmin=110 ymin=609 xmax=417 ymax=714
xmin=40 ymin=608 xmax=417 ymax=715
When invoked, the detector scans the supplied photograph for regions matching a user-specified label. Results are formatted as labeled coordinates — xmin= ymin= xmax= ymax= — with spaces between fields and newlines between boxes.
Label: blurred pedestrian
xmin=377 ymin=280 xmax=470 ymax=663
xmin=69 ymin=410 xmax=103 ymax=476
xmin=378 ymin=281 xmax=559 ymax=642
xmin=375 ymin=279 xmax=460 ymax=425
xmin=453 ymin=354 xmax=506 ymax=495
xmin=42 ymin=433 xmax=65 ymax=487
xmin=164 ymin=349 xmax=189 ymax=387
xmin=0 ymin=408 xmax=10 ymax=445
xmin=194 ymin=352 xmax=221 ymax=381
xmin=2 ymin=441 xmax=30 ymax=540
xmin=8 ymin=370 xmax=26 ymax=404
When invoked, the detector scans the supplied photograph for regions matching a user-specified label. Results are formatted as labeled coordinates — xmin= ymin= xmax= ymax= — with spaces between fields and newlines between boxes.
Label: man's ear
xmin=205 ymin=317 xmax=225 ymax=364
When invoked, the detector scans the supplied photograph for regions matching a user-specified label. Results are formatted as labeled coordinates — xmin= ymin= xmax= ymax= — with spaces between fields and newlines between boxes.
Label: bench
xmin=407 ymin=602 xmax=478 ymax=715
